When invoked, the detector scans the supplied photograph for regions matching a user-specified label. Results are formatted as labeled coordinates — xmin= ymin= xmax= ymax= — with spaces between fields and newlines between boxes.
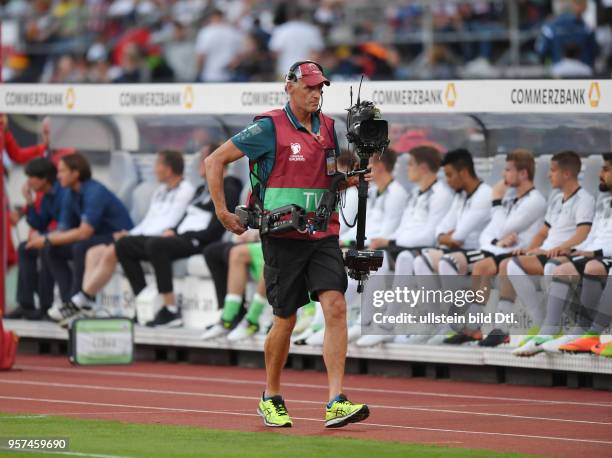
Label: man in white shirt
xmin=488 ymin=151 xmax=595 ymax=355
xmin=365 ymin=152 xmax=409 ymax=242
xmin=195 ymin=9 xmax=244 ymax=82
xmin=368 ymin=146 xmax=454 ymax=273
xmin=345 ymin=150 xmax=408 ymax=306
xmin=52 ymin=149 xmax=195 ymax=324
xmin=516 ymin=153 xmax=612 ymax=355
xmin=269 ymin=8 xmax=325 ymax=78
xmin=438 ymin=149 xmax=547 ymax=345
xmin=413 ymin=148 xmax=493 ymax=276
xmin=354 ymin=146 xmax=453 ymax=347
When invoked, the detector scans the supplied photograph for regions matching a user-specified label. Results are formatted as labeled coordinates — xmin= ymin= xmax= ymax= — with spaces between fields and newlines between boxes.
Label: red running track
xmin=0 ymin=354 xmax=611 ymax=458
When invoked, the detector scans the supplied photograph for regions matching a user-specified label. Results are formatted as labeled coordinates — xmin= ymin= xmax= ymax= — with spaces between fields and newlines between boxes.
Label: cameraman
xmin=205 ymin=61 xmax=369 ymax=429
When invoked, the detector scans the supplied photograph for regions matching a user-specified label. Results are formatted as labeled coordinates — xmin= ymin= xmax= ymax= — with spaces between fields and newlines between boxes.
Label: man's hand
xmin=218 ymin=209 xmax=246 ymax=235
xmin=162 ymin=229 xmax=176 ymax=238
xmin=9 ymin=209 xmax=22 ymax=226
xmin=497 ymin=233 xmax=517 ymax=248
xmin=21 ymin=182 xmax=34 ymax=205
xmin=112 ymin=230 xmax=129 ymax=241
xmin=368 ymin=238 xmax=388 ymax=250
xmin=437 ymin=231 xmax=461 ymax=249
xmin=492 ymin=179 xmax=507 ymax=201
xmin=546 ymin=246 xmax=570 ymax=258
xmin=26 ymin=235 xmax=46 ymax=250
xmin=343 ymin=168 xmax=373 ymax=189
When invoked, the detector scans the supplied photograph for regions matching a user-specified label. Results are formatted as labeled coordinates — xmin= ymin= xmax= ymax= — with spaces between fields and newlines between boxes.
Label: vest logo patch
xmin=289 ymin=143 xmax=305 ymax=161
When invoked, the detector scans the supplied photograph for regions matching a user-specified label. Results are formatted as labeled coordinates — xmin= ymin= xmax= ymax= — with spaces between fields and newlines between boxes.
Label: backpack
xmin=0 ymin=319 xmax=18 ymax=370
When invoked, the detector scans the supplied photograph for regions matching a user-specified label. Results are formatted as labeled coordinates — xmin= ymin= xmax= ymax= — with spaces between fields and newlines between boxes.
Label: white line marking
xmin=1 ymin=379 xmax=610 ymax=426
xmin=16 ymin=364 xmax=612 ymax=409
xmin=1 ymin=395 xmax=611 ymax=446
xmin=0 ymin=448 xmax=134 ymax=458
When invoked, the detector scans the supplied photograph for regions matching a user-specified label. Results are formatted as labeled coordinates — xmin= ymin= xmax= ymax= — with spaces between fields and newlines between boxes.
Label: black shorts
xmin=446 ymin=249 xmax=512 ymax=268
xmin=568 ymin=256 xmax=612 ymax=275
xmin=384 ymin=242 xmax=424 ymax=270
xmin=261 ymin=235 xmax=348 ymax=318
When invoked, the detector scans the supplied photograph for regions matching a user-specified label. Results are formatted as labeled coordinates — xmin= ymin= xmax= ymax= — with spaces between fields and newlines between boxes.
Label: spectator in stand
xmin=551 ymin=42 xmax=593 ymax=78
xmin=115 ymin=148 xmax=242 ymax=327
xmin=414 ymin=44 xmax=459 ymax=80
xmin=9 ymin=158 xmax=77 ymax=320
xmin=25 ymin=153 xmax=133 ymax=326
xmin=195 ymin=8 xmax=244 ymax=82
xmin=230 ymin=32 xmax=274 ymax=82
xmin=535 ymin=0 xmax=599 ymax=68
xmin=63 ymin=149 xmax=194 ymax=323
xmin=112 ymin=42 xmax=148 ymax=83
xmin=269 ymin=4 xmax=325 ymax=78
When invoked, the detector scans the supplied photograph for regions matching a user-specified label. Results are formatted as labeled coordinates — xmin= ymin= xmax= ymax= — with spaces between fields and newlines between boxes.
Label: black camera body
xmin=236 ymin=204 xmax=307 ymax=235
xmin=344 ymin=249 xmax=384 ymax=280
xmin=346 ymin=100 xmax=389 ymax=158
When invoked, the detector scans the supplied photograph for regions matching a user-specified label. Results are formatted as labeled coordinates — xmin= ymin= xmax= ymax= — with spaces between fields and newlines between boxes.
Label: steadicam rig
xmin=343 ymin=78 xmax=389 ymax=292
xmin=235 ymin=171 xmax=355 ymax=236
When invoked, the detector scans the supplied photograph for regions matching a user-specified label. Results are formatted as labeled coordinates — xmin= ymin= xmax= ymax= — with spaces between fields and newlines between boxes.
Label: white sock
xmin=497 ymin=299 xmax=514 ymax=333
xmin=71 ymin=291 xmax=91 ymax=309
xmin=508 ymin=258 xmax=544 ymax=326
xmin=395 ymin=251 xmax=416 ymax=275
xmin=539 ymin=278 xmax=574 ymax=336
xmin=166 ymin=304 xmax=178 ymax=313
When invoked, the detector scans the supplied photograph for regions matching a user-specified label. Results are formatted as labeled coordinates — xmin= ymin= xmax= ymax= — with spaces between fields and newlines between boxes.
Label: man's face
xmin=548 ymin=160 xmax=565 ymax=189
xmin=27 ymin=176 xmax=47 ymax=192
xmin=288 ymin=80 xmax=323 ymax=114
xmin=407 ymin=156 xmax=423 ymax=183
xmin=444 ymin=164 xmax=463 ymax=191
xmin=368 ymin=157 xmax=387 ymax=186
xmin=57 ymin=160 xmax=79 ymax=188
xmin=599 ymin=160 xmax=612 ymax=192
xmin=503 ymin=161 xmax=520 ymax=187
xmin=154 ymin=155 xmax=171 ymax=183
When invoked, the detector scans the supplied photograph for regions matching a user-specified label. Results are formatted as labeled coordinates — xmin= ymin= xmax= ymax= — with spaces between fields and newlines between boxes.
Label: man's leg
xmin=67 ymin=244 xmax=118 ymax=309
xmin=41 ymin=243 xmax=73 ymax=303
xmin=203 ymin=241 xmax=235 ymax=309
xmin=264 ymin=313 xmax=297 ymax=397
xmin=15 ymin=242 xmax=38 ymax=309
xmin=318 ymin=289 xmax=347 ymax=400
xmin=70 ymin=235 xmax=112 ymax=297
xmin=141 ymin=236 xmax=201 ymax=327
xmin=507 ymin=255 xmax=547 ymax=327
xmin=202 ymin=243 xmax=254 ymax=339
xmin=82 ymin=244 xmax=116 ymax=295
xmin=115 ymin=236 xmax=150 ymax=296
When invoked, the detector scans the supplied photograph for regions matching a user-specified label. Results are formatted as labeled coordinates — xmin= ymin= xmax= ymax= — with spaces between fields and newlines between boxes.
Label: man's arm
xmin=27 ymin=221 xmax=94 ymax=249
xmin=546 ymin=224 xmax=592 ymax=257
xmin=205 ymin=140 xmax=246 ymax=234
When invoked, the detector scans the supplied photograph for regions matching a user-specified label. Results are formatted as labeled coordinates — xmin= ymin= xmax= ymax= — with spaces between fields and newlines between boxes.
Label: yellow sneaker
xmin=325 ymin=394 xmax=369 ymax=428
xmin=257 ymin=393 xmax=293 ymax=427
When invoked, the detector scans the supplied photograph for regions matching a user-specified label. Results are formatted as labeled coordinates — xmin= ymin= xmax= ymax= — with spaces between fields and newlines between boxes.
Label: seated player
xmin=505 ymin=151 xmax=595 ymax=356
xmin=439 ymin=149 xmax=547 ymax=346
xmin=515 ymin=153 xmax=612 ymax=355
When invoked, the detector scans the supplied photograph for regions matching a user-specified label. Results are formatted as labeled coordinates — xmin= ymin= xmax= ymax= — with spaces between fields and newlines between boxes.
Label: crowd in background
xmin=1 ymin=0 xmax=611 ymax=84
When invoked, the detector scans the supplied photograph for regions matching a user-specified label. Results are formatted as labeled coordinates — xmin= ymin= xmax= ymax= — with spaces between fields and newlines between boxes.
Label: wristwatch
xmin=44 ymin=234 xmax=51 ymax=246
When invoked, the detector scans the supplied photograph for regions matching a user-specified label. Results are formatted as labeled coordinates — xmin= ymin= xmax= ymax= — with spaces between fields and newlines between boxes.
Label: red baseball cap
xmin=290 ymin=62 xmax=330 ymax=86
